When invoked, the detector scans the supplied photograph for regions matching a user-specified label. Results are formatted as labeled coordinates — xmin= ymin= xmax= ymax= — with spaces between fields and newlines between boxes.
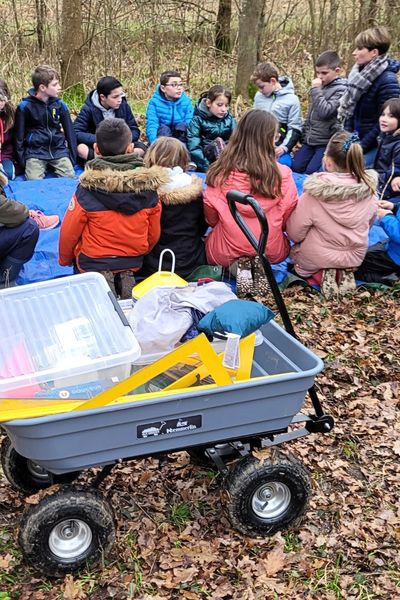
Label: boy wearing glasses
xmin=74 ymin=76 xmax=147 ymax=162
xmin=146 ymin=70 xmax=194 ymax=144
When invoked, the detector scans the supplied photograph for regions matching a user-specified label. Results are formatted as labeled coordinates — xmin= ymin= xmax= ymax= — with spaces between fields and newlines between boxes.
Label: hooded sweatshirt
xmin=253 ymin=77 xmax=302 ymax=152
xmin=187 ymin=98 xmax=236 ymax=172
xmin=74 ymin=90 xmax=141 ymax=148
xmin=59 ymin=153 xmax=169 ymax=272
xmin=139 ymin=167 xmax=207 ymax=278
xmin=286 ymin=171 xmax=378 ymax=276
xmin=203 ymin=165 xmax=298 ymax=267
xmin=145 ymin=85 xmax=193 ymax=144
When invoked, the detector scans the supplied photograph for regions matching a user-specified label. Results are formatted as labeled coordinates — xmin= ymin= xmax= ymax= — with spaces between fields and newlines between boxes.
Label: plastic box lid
xmin=0 ymin=273 xmax=141 ymax=396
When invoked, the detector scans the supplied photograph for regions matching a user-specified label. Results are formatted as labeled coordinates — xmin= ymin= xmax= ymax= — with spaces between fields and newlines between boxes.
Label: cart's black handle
xmin=227 ymin=189 xmax=327 ymax=421
xmin=226 ymin=190 xmax=268 ymax=258
xmin=227 ymin=190 xmax=296 ymax=338
xmin=108 ymin=291 xmax=130 ymax=327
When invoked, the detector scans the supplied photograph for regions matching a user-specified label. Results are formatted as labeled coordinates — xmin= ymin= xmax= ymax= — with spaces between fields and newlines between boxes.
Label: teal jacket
xmin=187 ymin=98 xmax=236 ymax=172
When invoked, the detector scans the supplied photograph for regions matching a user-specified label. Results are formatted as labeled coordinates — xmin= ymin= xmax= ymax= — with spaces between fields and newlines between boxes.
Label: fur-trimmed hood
xmin=159 ymin=173 xmax=203 ymax=206
xmin=303 ymin=170 xmax=378 ymax=203
xmin=80 ymin=164 xmax=170 ymax=194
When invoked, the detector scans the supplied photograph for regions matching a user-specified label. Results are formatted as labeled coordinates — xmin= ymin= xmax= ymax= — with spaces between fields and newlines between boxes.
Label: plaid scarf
xmin=338 ymin=55 xmax=388 ymax=124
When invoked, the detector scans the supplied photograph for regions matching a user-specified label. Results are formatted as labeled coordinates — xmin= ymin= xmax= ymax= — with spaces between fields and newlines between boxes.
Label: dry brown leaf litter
xmin=0 ymin=287 xmax=399 ymax=599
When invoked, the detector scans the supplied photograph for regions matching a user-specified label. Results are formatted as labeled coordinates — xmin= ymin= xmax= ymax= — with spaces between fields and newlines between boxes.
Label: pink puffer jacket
xmin=286 ymin=171 xmax=378 ymax=277
xmin=203 ymin=166 xmax=298 ymax=267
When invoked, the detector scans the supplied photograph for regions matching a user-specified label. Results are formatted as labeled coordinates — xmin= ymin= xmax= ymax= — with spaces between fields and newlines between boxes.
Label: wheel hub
xmin=49 ymin=519 xmax=92 ymax=560
xmin=27 ymin=460 xmax=51 ymax=482
xmin=251 ymin=481 xmax=291 ymax=519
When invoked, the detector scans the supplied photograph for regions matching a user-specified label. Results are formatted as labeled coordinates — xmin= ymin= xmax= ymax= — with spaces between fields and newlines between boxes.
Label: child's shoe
xmin=320 ymin=269 xmax=339 ymax=299
xmin=29 ymin=210 xmax=60 ymax=230
xmin=338 ymin=269 xmax=356 ymax=295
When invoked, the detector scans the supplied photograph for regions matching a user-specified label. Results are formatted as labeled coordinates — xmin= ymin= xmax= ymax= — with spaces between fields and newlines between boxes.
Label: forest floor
xmin=0 ymin=286 xmax=399 ymax=600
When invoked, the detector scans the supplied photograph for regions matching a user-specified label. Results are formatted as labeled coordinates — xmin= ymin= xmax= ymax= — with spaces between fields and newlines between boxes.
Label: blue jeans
xmin=1 ymin=159 xmax=15 ymax=180
xmin=157 ymin=123 xmax=188 ymax=145
xmin=0 ymin=218 xmax=39 ymax=286
xmin=363 ymin=147 xmax=377 ymax=168
xmin=292 ymin=144 xmax=326 ymax=174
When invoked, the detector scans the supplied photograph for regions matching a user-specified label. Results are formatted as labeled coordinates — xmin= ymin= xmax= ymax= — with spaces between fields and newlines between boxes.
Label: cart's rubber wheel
xmin=18 ymin=487 xmax=116 ymax=577
xmin=1 ymin=437 xmax=79 ymax=495
xmin=227 ymin=451 xmax=311 ymax=537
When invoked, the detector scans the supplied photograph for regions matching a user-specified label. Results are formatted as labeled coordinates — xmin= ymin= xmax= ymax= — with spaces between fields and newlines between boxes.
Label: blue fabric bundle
xmin=198 ymin=299 xmax=274 ymax=337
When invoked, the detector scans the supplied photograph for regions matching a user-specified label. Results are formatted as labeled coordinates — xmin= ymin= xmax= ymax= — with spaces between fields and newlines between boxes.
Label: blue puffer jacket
xmin=74 ymin=91 xmax=141 ymax=148
xmin=146 ymin=85 xmax=193 ymax=144
xmin=347 ymin=59 xmax=400 ymax=152
xmin=15 ymin=89 xmax=76 ymax=167
xmin=187 ymin=98 xmax=236 ymax=172
xmin=380 ymin=205 xmax=400 ymax=265
xmin=374 ymin=129 xmax=400 ymax=199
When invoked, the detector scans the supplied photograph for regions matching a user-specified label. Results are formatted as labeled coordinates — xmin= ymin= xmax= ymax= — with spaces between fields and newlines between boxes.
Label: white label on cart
xmin=222 ymin=333 xmax=240 ymax=370
xmin=137 ymin=415 xmax=202 ymax=439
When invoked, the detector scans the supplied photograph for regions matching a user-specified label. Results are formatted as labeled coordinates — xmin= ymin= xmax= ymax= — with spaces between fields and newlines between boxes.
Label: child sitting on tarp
xmin=74 ymin=76 xmax=147 ymax=163
xmin=59 ymin=118 xmax=169 ymax=298
xmin=355 ymin=199 xmax=400 ymax=284
xmin=0 ymin=171 xmax=59 ymax=287
xmin=137 ymin=136 xmax=207 ymax=279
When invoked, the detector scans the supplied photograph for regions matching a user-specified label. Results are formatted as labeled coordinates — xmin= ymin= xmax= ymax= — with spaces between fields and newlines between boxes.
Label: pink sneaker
xmin=29 ymin=210 xmax=60 ymax=230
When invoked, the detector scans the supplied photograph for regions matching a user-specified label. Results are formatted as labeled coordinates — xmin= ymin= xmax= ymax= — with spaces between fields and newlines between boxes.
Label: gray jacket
xmin=253 ymin=77 xmax=302 ymax=152
xmin=303 ymin=77 xmax=347 ymax=146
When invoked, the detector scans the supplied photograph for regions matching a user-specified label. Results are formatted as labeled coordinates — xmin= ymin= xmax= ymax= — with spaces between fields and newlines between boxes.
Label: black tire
xmin=19 ymin=487 xmax=116 ymax=577
xmin=1 ymin=436 xmax=79 ymax=495
xmin=227 ymin=451 xmax=311 ymax=537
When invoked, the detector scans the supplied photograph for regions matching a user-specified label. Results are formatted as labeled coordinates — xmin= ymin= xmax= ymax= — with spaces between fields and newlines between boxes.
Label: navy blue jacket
xmin=74 ymin=91 xmax=141 ymax=148
xmin=347 ymin=59 xmax=400 ymax=152
xmin=14 ymin=89 xmax=76 ymax=167
xmin=374 ymin=129 xmax=400 ymax=199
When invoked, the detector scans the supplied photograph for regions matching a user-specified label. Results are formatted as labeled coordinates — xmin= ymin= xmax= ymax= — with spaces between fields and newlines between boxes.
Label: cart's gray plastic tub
xmin=3 ymin=321 xmax=323 ymax=474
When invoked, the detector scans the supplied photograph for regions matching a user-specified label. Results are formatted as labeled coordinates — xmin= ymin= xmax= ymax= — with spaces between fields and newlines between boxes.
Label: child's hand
xmin=275 ymin=146 xmax=285 ymax=158
xmin=378 ymin=208 xmax=393 ymax=218
xmin=311 ymin=77 xmax=322 ymax=88
xmin=378 ymin=200 xmax=394 ymax=211
xmin=391 ymin=176 xmax=400 ymax=191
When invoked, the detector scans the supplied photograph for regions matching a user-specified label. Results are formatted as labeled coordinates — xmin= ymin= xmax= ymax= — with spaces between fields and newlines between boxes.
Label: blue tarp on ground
xmin=3 ymin=172 xmax=388 ymax=287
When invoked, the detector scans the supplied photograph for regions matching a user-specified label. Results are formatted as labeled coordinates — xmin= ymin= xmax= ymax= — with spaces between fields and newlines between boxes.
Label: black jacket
xmin=14 ymin=89 xmax=76 ymax=167
xmin=74 ymin=91 xmax=141 ymax=148
xmin=346 ymin=59 xmax=400 ymax=152
xmin=138 ymin=173 xmax=207 ymax=278
xmin=374 ymin=129 xmax=400 ymax=199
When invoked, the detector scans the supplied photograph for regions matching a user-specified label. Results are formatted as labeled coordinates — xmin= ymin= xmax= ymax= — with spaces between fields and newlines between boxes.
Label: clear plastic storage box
xmin=0 ymin=273 xmax=141 ymax=399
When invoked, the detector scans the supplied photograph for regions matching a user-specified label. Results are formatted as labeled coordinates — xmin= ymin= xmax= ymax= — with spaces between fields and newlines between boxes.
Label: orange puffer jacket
xmin=59 ymin=163 xmax=169 ymax=272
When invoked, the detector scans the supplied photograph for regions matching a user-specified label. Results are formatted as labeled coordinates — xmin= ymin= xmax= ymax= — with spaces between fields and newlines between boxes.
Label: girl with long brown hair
xmin=286 ymin=131 xmax=378 ymax=298
xmin=203 ymin=109 xmax=298 ymax=284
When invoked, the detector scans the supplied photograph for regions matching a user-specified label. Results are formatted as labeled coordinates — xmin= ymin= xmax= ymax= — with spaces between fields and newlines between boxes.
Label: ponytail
xmin=326 ymin=132 xmax=376 ymax=194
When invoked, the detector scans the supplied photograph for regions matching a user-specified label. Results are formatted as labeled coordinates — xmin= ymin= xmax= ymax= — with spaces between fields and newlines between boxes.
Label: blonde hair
xmin=326 ymin=132 xmax=376 ymax=194
xmin=206 ymin=109 xmax=282 ymax=198
xmin=355 ymin=26 xmax=391 ymax=55
xmin=144 ymin=137 xmax=189 ymax=170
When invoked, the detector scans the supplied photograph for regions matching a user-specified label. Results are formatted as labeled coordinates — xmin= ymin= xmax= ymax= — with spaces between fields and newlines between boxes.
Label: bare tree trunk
xmin=35 ymin=0 xmax=46 ymax=51
xmin=60 ymin=0 xmax=83 ymax=88
xmin=256 ymin=1 xmax=266 ymax=62
xmin=215 ymin=0 xmax=232 ymax=54
xmin=11 ymin=0 xmax=23 ymax=46
xmin=235 ymin=0 xmax=265 ymax=100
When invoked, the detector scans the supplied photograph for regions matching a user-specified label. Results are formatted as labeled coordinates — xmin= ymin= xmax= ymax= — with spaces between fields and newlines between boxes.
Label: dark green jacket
xmin=187 ymin=99 xmax=236 ymax=172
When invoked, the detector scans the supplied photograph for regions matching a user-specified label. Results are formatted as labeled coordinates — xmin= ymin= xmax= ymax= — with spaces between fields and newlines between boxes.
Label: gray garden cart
xmin=0 ymin=191 xmax=334 ymax=577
